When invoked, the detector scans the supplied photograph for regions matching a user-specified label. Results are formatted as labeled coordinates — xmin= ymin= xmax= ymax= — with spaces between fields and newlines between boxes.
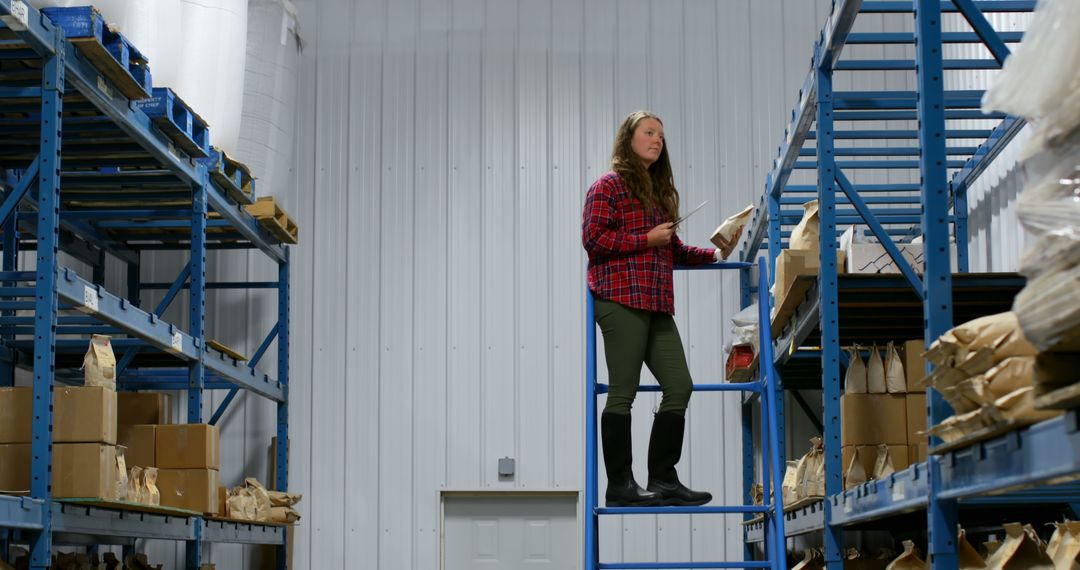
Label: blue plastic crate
xmin=134 ymin=88 xmax=211 ymax=158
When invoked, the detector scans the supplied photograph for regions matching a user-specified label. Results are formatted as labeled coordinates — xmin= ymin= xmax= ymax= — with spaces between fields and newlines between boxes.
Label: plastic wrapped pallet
xmin=982 ymin=0 xmax=1080 ymax=156
xmin=1014 ymin=264 xmax=1080 ymax=352
xmin=1016 ymin=132 xmax=1080 ymax=239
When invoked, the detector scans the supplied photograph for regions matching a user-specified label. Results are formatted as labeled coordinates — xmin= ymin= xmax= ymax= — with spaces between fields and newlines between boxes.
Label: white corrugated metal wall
xmin=283 ymin=0 xmax=835 ymax=567
xmin=273 ymin=1 xmax=1029 ymax=569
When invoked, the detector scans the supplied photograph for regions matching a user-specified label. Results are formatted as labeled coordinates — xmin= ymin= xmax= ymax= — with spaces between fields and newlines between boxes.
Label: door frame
xmin=439 ymin=489 xmax=581 ymax=570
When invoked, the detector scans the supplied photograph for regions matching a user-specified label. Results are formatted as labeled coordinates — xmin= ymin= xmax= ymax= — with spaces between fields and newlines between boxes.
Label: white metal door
xmin=443 ymin=494 xmax=578 ymax=570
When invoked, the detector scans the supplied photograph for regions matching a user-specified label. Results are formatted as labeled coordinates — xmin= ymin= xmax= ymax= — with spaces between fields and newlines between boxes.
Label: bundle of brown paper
xmin=958 ymin=528 xmax=987 ymax=570
xmin=1046 ymin=521 xmax=1080 ymax=569
xmin=885 ymin=540 xmax=926 ymax=570
xmin=984 ymin=523 xmax=1053 ymax=570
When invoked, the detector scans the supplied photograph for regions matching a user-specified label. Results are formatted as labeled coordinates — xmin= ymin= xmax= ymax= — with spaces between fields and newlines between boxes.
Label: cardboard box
xmin=774 ymin=249 xmax=846 ymax=306
xmin=901 ymin=340 xmax=927 ymax=393
xmin=906 ymin=393 xmax=927 ymax=446
xmin=158 ymin=468 xmax=220 ymax=514
xmin=118 ymin=424 xmax=156 ymax=468
xmin=842 ymin=445 xmax=910 ymax=479
xmin=55 ymin=386 xmax=117 ymax=445
xmin=156 ymin=424 xmax=220 ymax=470
xmin=118 ymin=392 xmax=172 ymax=426
xmin=0 ymin=443 xmax=30 ymax=492
xmin=841 ymin=394 xmax=908 ymax=446
xmin=843 ymin=242 xmax=958 ymax=275
xmin=0 ymin=387 xmax=31 ymax=443
xmin=910 ymin=443 xmax=928 ymax=465
xmin=54 ymin=443 xmax=118 ymax=499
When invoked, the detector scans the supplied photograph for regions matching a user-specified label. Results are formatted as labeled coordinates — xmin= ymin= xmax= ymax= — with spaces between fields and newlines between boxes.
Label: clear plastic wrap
xmin=729 ymin=303 xmax=758 ymax=348
xmin=1014 ymin=260 xmax=1080 ymax=351
xmin=1016 ymin=130 xmax=1080 ymax=237
xmin=983 ymin=0 xmax=1080 ymax=153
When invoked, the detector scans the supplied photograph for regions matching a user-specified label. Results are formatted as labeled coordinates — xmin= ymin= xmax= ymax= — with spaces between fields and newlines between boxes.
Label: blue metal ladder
xmin=585 ymin=258 xmax=787 ymax=570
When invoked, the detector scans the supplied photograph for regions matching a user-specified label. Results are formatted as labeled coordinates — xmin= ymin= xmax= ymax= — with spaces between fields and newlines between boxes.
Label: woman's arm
xmin=671 ymin=233 xmax=719 ymax=265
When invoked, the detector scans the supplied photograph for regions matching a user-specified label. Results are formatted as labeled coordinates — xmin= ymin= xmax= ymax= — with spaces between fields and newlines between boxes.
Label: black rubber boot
xmin=647 ymin=411 xmax=713 ymax=506
xmin=601 ymin=412 xmax=660 ymax=507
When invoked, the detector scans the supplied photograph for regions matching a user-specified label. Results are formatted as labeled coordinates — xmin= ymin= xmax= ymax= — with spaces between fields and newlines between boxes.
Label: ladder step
xmin=597 ymin=505 xmax=767 ymax=515
xmin=600 ymin=562 xmax=772 ymax=569
xmin=597 ymin=383 xmax=760 ymax=394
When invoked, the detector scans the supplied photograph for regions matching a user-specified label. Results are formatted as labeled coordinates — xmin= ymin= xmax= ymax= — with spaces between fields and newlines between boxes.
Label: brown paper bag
xmin=115 ymin=447 xmax=129 ymax=502
xmin=83 ymin=334 xmax=117 ymax=391
xmin=144 ymin=467 xmax=160 ymax=506
xmin=846 ymin=346 xmax=868 ymax=394
xmin=985 ymin=357 xmax=1035 ymax=399
xmin=995 ymin=387 xmax=1060 ymax=424
xmin=270 ymin=506 xmax=301 ymax=524
xmin=793 ymin=549 xmax=825 ymax=570
xmin=1046 ymin=521 xmax=1080 ymax=569
xmin=128 ymin=466 xmax=145 ymax=504
xmin=985 ymin=523 xmax=1053 ymax=570
xmin=790 ymin=200 xmax=820 ymax=252
xmin=750 ymin=483 xmax=764 ymax=506
xmin=268 ymin=490 xmax=304 ymax=507
xmin=245 ymin=478 xmax=273 ymax=522
xmin=872 ymin=444 xmax=897 ymax=479
xmin=845 ymin=448 xmax=869 ymax=490
xmin=959 ymin=528 xmax=988 ymax=570
xmin=796 ymin=437 xmax=825 ymax=498
xmin=946 ymin=377 xmax=992 ymax=413
xmin=885 ymin=342 xmax=906 ymax=393
xmin=886 ymin=541 xmax=926 ymax=570
xmin=926 ymin=312 xmax=1037 ymax=368
xmin=710 ymin=204 xmax=754 ymax=256
xmin=782 ymin=460 xmax=800 ymax=505
xmin=867 ymin=344 xmax=887 ymax=394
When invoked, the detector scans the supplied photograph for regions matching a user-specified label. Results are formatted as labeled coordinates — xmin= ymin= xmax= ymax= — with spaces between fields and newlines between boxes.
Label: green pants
xmin=594 ymin=298 xmax=693 ymax=416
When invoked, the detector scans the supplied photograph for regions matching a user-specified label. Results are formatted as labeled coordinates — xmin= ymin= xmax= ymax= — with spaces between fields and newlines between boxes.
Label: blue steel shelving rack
xmin=0 ymin=2 xmax=291 ymax=569
xmin=737 ymin=1 xmax=1080 ymax=569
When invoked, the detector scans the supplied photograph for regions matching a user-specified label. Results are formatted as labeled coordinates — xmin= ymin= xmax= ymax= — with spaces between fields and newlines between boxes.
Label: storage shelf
xmin=0 ymin=0 xmax=293 ymax=564
xmin=745 ymin=500 xmax=825 ymax=544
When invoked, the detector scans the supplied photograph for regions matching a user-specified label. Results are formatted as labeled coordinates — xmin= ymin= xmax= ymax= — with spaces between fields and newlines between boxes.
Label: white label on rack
xmin=892 ymin=482 xmax=905 ymax=502
xmin=82 ymin=285 xmax=99 ymax=313
xmin=843 ymin=500 xmax=852 ymax=514
xmin=96 ymin=76 xmax=114 ymax=100
xmin=170 ymin=332 xmax=183 ymax=353
xmin=6 ymin=1 xmax=29 ymax=31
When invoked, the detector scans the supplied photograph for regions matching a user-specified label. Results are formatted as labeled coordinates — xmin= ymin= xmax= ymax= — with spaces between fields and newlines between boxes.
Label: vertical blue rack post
xmin=914 ymin=1 xmax=958 ymax=567
xmin=275 ymin=248 xmax=291 ymax=570
xmin=814 ymin=61 xmax=844 ymax=570
xmin=584 ymin=261 xmax=785 ymax=570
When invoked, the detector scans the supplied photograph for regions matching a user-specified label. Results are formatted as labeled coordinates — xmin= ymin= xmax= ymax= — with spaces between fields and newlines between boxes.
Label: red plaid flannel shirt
xmin=582 ymin=172 xmax=716 ymax=314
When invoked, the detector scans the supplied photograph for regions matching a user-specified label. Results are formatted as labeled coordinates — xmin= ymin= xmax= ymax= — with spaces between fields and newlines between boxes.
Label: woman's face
xmin=631 ymin=117 xmax=664 ymax=168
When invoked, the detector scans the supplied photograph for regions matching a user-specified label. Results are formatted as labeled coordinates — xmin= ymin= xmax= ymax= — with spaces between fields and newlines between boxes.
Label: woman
xmin=582 ymin=110 xmax=738 ymax=507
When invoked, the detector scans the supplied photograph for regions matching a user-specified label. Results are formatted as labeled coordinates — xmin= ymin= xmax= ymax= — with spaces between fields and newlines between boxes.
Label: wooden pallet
xmin=41 ymin=7 xmax=152 ymax=100
xmin=207 ymin=339 xmax=248 ymax=362
xmin=245 ymin=197 xmax=298 ymax=244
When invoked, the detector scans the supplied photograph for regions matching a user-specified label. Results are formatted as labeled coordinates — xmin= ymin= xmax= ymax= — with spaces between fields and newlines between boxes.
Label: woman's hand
xmin=646 ymin=222 xmax=676 ymax=248
xmin=714 ymin=227 xmax=744 ymax=260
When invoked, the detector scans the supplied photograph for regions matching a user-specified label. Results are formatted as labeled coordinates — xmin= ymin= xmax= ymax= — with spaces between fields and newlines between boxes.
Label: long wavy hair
xmin=611 ymin=110 xmax=679 ymax=222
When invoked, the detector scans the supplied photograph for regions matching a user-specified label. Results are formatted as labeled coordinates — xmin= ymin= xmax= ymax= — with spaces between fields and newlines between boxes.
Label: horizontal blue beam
xmin=833 ymin=110 xmax=1006 ymax=121
xmin=798 ymin=147 xmax=977 ymax=157
xmin=784 ymin=183 xmax=920 ymax=193
xmin=938 ymin=414 xmax=1080 ymax=500
xmin=600 ymin=563 xmax=771 ymax=569
xmin=0 ymin=495 xmax=44 ymax=530
xmin=795 ymin=160 xmax=967 ymax=169
xmin=859 ymin=1 xmax=1035 ymax=13
xmin=780 ymin=207 xmax=922 ymax=217
xmin=597 ymin=505 xmax=766 ymax=515
xmin=780 ymin=196 xmax=922 ymax=205
xmin=90 ymin=220 xmax=234 ymax=230
xmin=835 ymin=59 xmax=999 ymax=71
xmin=950 ymin=117 xmax=1026 ymax=195
xmin=140 ymin=281 xmax=280 ymax=290
xmin=845 ymin=31 xmax=1024 ymax=44
xmin=807 ymin=129 xmax=993 ymax=139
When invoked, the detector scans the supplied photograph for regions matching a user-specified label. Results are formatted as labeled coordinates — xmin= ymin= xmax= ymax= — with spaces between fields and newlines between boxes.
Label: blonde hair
xmin=610 ymin=110 xmax=679 ymax=222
